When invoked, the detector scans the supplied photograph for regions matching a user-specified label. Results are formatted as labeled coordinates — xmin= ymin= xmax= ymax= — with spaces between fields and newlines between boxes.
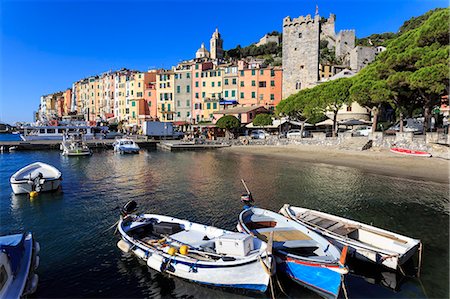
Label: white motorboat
xmin=279 ymin=204 xmax=422 ymax=273
xmin=0 ymin=232 xmax=40 ymax=299
xmin=113 ymin=138 xmax=140 ymax=154
xmin=117 ymin=201 xmax=273 ymax=292
xmin=10 ymin=162 xmax=62 ymax=194
xmin=61 ymin=133 xmax=92 ymax=156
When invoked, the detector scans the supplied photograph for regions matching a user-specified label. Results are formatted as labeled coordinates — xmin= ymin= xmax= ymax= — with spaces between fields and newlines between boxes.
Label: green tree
xmin=216 ymin=115 xmax=240 ymax=139
xmin=252 ymin=114 xmax=273 ymax=127
xmin=319 ymin=78 xmax=353 ymax=137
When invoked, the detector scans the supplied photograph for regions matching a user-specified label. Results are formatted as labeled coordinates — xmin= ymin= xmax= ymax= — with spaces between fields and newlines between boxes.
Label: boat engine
xmin=27 ymin=172 xmax=44 ymax=192
xmin=121 ymin=200 xmax=137 ymax=217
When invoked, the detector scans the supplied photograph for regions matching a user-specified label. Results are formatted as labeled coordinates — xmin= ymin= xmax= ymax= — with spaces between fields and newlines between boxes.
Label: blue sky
xmin=0 ymin=0 xmax=447 ymax=124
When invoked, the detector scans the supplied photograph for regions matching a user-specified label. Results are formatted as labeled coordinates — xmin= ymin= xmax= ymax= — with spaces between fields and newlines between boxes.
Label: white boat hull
xmin=125 ymin=243 xmax=270 ymax=291
xmin=280 ymin=205 xmax=421 ymax=271
xmin=11 ymin=179 xmax=61 ymax=195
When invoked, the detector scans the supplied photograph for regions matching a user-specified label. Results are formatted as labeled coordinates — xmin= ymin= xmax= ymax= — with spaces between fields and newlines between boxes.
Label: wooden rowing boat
xmin=237 ymin=207 xmax=347 ymax=299
xmin=279 ymin=204 xmax=422 ymax=273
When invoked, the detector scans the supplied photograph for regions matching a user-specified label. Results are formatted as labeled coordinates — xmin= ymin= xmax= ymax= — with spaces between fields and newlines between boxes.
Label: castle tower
xmin=335 ymin=30 xmax=355 ymax=63
xmin=282 ymin=13 xmax=321 ymax=99
xmin=210 ymin=28 xmax=224 ymax=60
xmin=195 ymin=42 xmax=210 ymax=59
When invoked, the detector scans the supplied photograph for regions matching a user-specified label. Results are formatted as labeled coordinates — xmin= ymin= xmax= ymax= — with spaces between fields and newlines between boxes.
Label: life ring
xmin=242 ymin=139 xmax=249 ymax=145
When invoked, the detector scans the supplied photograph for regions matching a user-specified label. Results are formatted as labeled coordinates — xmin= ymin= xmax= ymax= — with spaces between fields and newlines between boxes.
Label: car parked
xmin=350 ymin=126 xmax=372 ymax=137
xmin=286 ymin=129 xmax=311 ymax=138
xmin=385 ymin=118 xmax=423 ymax=135
xmin=250 ymin=130 xmax=269 ymax=139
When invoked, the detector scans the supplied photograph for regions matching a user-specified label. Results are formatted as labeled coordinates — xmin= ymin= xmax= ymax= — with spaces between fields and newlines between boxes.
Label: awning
xmin=338 ymin=119 xmax=372 ymax=126
xmin=173 ymin=121 xmax=189 ymax=126
xmin=315 ymin=119 xmax=334 ymax=126
xmin=289 ymin=120 xmax=313 ymax=127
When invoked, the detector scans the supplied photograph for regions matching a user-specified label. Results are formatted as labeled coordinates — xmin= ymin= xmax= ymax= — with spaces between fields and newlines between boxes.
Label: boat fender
xmin=117 ymin=240 xmax=131 ymax=253
xmin=179 ymin=245 xmax=189 ymax=255
xmin=34 ymin=256 xmax=40 ymax=270
xmin=168 ymin=247 xmax=177 ymax=256
xmin=29 ymin=191 xmax=38 ymax=198
xmin=242 ymin=139 xmax=249 ymax=145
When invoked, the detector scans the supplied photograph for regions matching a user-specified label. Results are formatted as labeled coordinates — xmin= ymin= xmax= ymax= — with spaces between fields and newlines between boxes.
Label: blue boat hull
xmin=279 ymin=258 xmax=342 ymax=299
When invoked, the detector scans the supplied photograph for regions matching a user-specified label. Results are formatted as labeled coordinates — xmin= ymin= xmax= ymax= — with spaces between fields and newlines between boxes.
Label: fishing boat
xmin=0 ymin=232 xmax=40 ymax=298
xmin=10 ymin=162 xmax=62 ymax=194
xmin=279 ymin=204 xmax=422 ymax=274
xmin=61 ymin=133 xmax=92 ymax=156
xmin=113 ymin=138 xmax=140 ymax=154
xmin=116 ymin=201 xmax=273 ymax=292
xmin=390 ymin=147 xmax=431 ymax=157
xmin=237 ymin=206 xmax=347 ymax=298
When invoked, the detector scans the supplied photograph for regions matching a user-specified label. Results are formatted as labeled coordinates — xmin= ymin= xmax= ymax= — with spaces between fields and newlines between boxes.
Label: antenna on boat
xmin=240 ymin=179 xmax=254 ymax=206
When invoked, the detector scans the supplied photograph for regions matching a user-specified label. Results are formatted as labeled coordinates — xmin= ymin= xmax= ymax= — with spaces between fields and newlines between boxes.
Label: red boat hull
xmin=390 ymin=147 xmax=432 ymax=157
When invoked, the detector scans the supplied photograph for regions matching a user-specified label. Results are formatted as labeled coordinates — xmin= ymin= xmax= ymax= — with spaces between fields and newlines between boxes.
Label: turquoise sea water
xmin=0 ymin=138 xmax=448 ymax=298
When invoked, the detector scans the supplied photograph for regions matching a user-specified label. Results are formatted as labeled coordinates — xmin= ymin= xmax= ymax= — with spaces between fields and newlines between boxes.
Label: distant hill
xmin=224 ymin=31 xmax=282 ymax=65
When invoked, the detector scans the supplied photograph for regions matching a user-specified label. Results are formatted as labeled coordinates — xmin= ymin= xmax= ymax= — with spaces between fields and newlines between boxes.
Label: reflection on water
xmin=0 ymin=149 xmax=448 ymax=298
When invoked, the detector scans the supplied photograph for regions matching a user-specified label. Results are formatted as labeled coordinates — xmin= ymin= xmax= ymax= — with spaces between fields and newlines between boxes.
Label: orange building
xmin=142 ymin=70 xmax=159 ymax=122
xmin=238 ymin=63 xmax=282 ymax=109
xmin=63 ymin=88 xmax=72 ymax=116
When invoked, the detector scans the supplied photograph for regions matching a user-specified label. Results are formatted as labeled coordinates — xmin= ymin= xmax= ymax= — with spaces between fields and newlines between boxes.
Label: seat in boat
xmin=256 ymin=227 xmax=311 ymax=242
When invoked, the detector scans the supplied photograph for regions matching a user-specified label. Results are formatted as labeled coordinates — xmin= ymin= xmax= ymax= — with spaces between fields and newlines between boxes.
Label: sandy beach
xmin=222 ymin=145 xmax=450 ymax=184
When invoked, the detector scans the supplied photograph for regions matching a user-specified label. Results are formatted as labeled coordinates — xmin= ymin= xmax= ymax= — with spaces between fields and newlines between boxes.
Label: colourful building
xmin=156 ymin=70 xmax=175 ymax=121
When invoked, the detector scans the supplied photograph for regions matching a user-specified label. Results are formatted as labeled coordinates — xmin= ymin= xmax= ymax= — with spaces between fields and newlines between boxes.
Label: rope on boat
xmin=417 ymin=242 xmax=423 ymax=277
xmin=341 ymin=278 xmax=349 ymax=299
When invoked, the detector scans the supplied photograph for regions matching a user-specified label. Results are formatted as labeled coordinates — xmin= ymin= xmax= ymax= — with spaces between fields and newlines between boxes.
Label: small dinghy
xmin=390 ymin=147 xmax=431 ymax=157
xmin=280 ymin=204 xmax=422 ymax=274
xmin=0 ymin=232 xmax=40 ymax=299
xmin=116 ymin=201 xmax=273 ymax=292
xmin=113 ymin=138 xmax=140 ymax=154
xmin=10 ymin=162 xmax=62 ymax=194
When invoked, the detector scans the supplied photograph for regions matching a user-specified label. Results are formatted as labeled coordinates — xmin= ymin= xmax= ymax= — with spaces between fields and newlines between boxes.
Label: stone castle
xmin=282 ymin=11 xmax=378 ymax=99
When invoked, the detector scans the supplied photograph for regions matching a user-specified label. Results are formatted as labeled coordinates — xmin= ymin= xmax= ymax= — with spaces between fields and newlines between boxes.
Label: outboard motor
xmin=27 ymin=172 xmax=44 ymax=192
xmin=241 ymin=193 xmax=254 ymax=208
xmin=121 ymin=200 xmax=137 ymax=217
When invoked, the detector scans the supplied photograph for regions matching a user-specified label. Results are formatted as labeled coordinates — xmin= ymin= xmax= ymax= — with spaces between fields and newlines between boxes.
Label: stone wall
xmin=350 ymin=46 xmax=376 ymax=72
xmin=335 ymin=30 xmax=355 ymax=62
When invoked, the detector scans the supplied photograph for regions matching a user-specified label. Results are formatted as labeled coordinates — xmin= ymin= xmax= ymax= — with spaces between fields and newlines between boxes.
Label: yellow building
xmin=156 ymin=70 xmax=175 ymax=121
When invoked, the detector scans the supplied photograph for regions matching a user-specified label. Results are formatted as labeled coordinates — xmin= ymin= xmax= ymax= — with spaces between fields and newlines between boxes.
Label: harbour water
xmin=0 ymin=139 xmax=448 ymax=298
